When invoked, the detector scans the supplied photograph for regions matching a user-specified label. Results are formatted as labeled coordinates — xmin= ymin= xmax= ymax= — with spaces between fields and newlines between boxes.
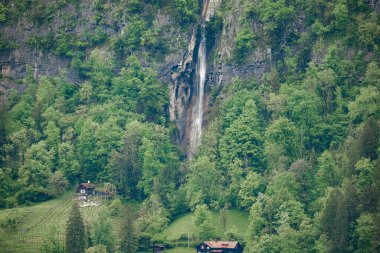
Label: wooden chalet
xmin=196 ymin=241 xmax=243 ymax=253
xmin=152 ymin=245 xmax=165 ymax=253
xmin=77 ymin=182 xmax=95 ymax=200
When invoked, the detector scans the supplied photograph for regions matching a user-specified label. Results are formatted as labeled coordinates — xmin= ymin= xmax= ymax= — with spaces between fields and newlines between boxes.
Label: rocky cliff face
xmin=1 ymin=2 xmax=99 ymax=89
xmin=207 ymin=0 xmax=269 ymax=87
xmin=0 ymin=0 xmax=270 ymax=153
xmin=0 ymin=1 xmax=187 ymax=96
xmin=169 ymin=0 xmax=270 ymax=154
xmin=169 ymin=0 xmax=212 ymax=153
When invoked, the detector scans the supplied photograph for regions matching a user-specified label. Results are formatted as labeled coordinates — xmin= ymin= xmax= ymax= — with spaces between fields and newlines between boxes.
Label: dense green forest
xmin=0 ymin=0 xmax=380 ymax=252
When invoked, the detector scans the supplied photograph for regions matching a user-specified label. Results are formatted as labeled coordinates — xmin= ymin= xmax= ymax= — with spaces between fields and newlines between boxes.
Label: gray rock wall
xmin=0 ymin=0 xmax=269 ymax=151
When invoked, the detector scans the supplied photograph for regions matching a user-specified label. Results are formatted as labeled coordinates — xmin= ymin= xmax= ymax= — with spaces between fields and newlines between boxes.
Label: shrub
xmin=234 ymin=28 xmax=256 ymax=63
xmin=109 ymin=198 xmax=122 ymax=216
xmin=205 ymin=12 xmax=223 ymax=51
xmin=0 ymin=3 xmax=8 ymax=23
xmin=173 ymin=0 xmax=199 ymax=25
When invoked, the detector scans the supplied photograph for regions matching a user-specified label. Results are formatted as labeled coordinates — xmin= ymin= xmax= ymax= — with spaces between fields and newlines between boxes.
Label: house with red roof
xmin=196 ymin=241 xmax=243 ymax=253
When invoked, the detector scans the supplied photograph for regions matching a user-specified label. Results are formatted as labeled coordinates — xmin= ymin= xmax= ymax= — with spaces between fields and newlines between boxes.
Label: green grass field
xmin=0 ymin=193 xmax=74 ymax=253
xmin=139 ymin=247 xmax=194 ymax=253
xmin=0 ymin=193 xmax=116 ymax=253
xmin=163 ymin=209 xmax=249 ymax=241
xmin=166 ymin=247 xmax=194 ymax=253
xmin=0 ymin=194 xmax=248 ymax=253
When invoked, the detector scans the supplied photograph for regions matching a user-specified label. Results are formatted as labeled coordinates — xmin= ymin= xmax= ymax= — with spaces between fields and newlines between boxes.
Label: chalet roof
xmin=203 ymin=241 xmax=239 ymax=249
xmin=152 ymin=245 xmax=165 ymax=249
xmin=78 ymin=183 xmax=95 ymax=189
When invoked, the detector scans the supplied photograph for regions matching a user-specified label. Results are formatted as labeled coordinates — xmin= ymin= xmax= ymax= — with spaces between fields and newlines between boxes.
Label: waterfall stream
xmin=170 ymin=0 xmax=221 ymax=158
xmin=188 ymin=28 xmax=206 ymax=157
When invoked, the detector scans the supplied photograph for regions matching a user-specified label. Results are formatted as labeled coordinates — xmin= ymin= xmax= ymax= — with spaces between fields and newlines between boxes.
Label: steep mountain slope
xmin=0 ymin=0 xmax=380 ymax=252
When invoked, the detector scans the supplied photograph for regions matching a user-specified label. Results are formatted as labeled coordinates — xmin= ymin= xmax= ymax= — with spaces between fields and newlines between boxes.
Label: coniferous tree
xmin=120 ymin=206 xmax=138 ymax=253
xmin=66 ymin=201 xmax=86 ymax=253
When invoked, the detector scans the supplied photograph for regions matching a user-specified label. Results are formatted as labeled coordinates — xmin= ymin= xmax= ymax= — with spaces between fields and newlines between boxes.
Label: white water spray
xmin=188 ymin=29 xmax=206 ymax=157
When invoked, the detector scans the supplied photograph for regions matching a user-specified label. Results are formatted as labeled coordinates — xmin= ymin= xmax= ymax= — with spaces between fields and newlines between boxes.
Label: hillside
xmin=0 ymin=0 xmax=380 ymax=253
xmin=0 ymin=193 xmax=247 ymax=252
xmin=0 ymin=193 xmax=74 ymax=253
xmin=0 ymin=193 xmax=126 ymax=253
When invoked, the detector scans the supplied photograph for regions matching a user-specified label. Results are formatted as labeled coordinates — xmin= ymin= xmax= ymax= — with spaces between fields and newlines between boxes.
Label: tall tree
xmin=355 ymin=158 xmax=376 ymax=212
xmin=238 ymin=172 xmax=266 ymax=210
xmin=289 ymin=159 xmax=315 ymax=206
xmin=320 ymin=180 xmax=359 ymax=253
xmin=108 ymin=121 xmax=149 ymax=199
xmin=58 ymin=142 xmax=80 ymax=184
xmin=120 ymin=206 xmax=138 ymax=253
xmin=219 ymin=99 xmax=264 ymax=170
xmin=354 ymin=213 xmax=376 ymax=253
xmin=66 ymin=201 xmax=86 ymax=253
xmin=286 ymin=88 xmax=321 ymax=149
xmin=111 ymin=56 xmax=168 ymax=123
xmin=137 ymin=194 xmax=169 ymax=237
xmin=185 ymin=156 xmax=222 ymax=209
xmin=264 ymin=117 xmax=298 ymax=169
xmin=18 ymin=141 xmax=53 ymax=203
xmin=316 ymin=151 xmax=341 ymax=196
xmin=192 ymin=204 xmax=215 ymax=240
xmin=47 ymin=171 xmax=68 ymax=198
xmin=348 ymin=86 xmax=380 ymax=123
xmin=91 ymin=213 xmax=115 ymax=253
xmin=76 ymin=119 xmax=99 ymax=181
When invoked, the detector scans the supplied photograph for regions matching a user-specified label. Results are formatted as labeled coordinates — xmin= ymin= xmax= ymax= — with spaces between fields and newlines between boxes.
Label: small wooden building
xmin=77 ymin=182 xmax=95 ymax=200
xmin=152 ymin=245 xmax=165 ymax=253
xmin=196 ymin=241 xmax=243 ymax=253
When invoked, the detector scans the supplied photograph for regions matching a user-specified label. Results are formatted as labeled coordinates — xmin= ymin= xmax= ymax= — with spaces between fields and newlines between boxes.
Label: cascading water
xmin=188 ymin=28 xmax=207 ymax=157
xmin=170 ymin=0 xmax=221 ymax=158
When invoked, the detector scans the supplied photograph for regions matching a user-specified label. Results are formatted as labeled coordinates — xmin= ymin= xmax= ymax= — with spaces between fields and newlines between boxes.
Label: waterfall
xmin=188 ymin=28 xmax=206 ymax=157
xmin=170 ymin=0 xmax=221 ymax=157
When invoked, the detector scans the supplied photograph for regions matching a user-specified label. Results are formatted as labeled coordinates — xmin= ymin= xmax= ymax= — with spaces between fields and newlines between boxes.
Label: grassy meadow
xmin=0 ymin=193 xmax=119 ymax=253
xmin=164 ymin=210 xmax=248 ymax=241
xmin=0 ymin=194 xmax=248 ymax=253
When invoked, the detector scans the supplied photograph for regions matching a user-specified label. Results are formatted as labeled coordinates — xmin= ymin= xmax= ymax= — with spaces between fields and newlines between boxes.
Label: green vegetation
xmin=172 ymin=0 xmax=199 ymax=25
xmin=138 ymin=248 xmax=194 ymax=253
xmin=0 ymin=193 xmax=74 ymax=252
xmin=0 ymin=195 xmax=247 ymax=252
xmin=41 ymin=227 xmax=65 ymax=253
xmin=234 ymin=28 xmax=256 ymax=63
xmin=205 ymin=12 xmax=223 ymax=51
xmin=0 ymin=37 xmax=17 ymax=52
xmin=0 ymin=0 xmax=379 ymax=252
xmin=166 ymin=248 xmax=194 ymax=253
xmin=0 ymin=3 xmax=8 ymax=23
xmin=120 ymin=206 xmax=138 ymax=253
xmin=164 ymin=209 xmax=248 ymax=242
xmin=0 ymin=194 xmax=130 ymax=252
xmin=66 ymin=201 xmax=86 ymax=253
